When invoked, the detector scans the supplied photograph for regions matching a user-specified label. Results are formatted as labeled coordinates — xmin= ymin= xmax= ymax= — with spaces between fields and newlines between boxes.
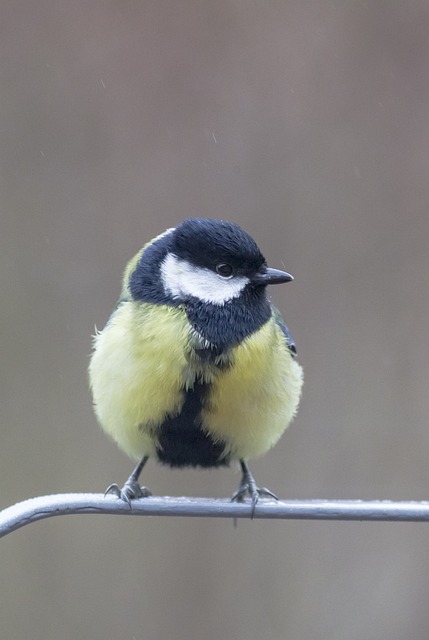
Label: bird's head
xmin=125 ymin=218 xmax=293 ymax=349
xmin=156 ymin=218 xmax=293 ymax=306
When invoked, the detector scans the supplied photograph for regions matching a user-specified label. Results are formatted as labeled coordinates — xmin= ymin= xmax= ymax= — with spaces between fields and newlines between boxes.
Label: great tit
xmin=89 ymin=218 xmax=303 ymax=510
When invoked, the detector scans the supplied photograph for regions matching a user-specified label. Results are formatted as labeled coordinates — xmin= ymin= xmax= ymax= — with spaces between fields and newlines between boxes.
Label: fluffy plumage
xmin=89 ymin=218 xmax=303 ymax=508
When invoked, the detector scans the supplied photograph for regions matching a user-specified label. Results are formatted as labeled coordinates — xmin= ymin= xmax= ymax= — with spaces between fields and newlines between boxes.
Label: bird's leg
xmin=105 ymin=456 xmax=151 ymax=506
xmin=231 ymin=460 xmax=278 ymax=517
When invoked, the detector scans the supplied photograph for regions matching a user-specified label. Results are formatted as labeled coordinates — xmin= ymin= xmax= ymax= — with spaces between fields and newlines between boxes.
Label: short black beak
xmin=252 ymin=267 xmax=294 ymax=286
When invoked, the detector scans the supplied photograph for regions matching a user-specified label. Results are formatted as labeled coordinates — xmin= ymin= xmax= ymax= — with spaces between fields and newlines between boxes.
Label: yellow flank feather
xmin=89 ymin=302 xmax=192 ymax=459
xmin=203 ymin=319 xmax=303 ymax=459
xmin=89 ymin=296 xmax=303 ymax=462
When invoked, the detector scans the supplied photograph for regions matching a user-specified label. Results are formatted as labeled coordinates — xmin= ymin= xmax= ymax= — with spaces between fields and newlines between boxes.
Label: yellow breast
xmin=203 ymin=320 xmax=303 ymax=460
xmin=89 ymin=302 xmax=303 ymax=461
xmin=89 ymin=302 xmax=193 ymax=459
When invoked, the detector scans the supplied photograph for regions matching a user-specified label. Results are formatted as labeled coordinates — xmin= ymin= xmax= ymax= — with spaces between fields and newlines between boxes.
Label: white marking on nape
xmin=160 ymin=253 xmax=249 ymax=305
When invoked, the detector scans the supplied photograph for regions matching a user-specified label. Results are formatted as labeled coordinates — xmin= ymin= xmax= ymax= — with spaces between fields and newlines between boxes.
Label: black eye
xmin=216 ymin=263 xmax=233 ymax=278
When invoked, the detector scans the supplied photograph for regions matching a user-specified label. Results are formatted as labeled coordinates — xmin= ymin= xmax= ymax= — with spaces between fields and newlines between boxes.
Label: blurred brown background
xmin=1 ymin=2 xmax=429 ymax=638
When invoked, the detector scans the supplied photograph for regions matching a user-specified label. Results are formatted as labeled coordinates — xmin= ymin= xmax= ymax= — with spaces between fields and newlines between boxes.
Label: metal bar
xmin=1 ymin=494 xmax=429 ymax=538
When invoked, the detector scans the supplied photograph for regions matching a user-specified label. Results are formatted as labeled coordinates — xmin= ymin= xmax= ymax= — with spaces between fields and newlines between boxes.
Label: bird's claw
xmin=105 ymin=481 xmax=151 ymax=507
xmin=231 ymin=482 xmax=278 ymax=518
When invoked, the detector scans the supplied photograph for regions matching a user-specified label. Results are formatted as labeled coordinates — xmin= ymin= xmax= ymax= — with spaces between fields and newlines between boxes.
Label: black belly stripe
xmin=155 ymin=381 xmax=229 ymax=468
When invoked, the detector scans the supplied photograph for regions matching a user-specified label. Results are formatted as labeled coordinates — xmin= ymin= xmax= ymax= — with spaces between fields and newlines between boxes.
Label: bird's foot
xmin=105 ymin=480 xmax=151 ymax=507
xmin=231 ymin=462 xmax=278 ymax=518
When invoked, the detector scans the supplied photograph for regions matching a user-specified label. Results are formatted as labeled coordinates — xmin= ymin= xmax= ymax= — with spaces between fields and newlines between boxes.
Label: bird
xmin=89 ymin=218 xmax=303 ymax=512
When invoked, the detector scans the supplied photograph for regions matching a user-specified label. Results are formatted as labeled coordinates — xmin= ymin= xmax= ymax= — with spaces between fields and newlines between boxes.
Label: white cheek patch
xmin=160 ymin=253 xmax=249 ymax=305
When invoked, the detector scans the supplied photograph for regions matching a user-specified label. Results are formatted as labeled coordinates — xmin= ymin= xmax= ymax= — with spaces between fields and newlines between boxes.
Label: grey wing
xmin=272 ymin=306 xmax=297 ymax=357
xmin=278 ymin=321 xmax=297 ymax=357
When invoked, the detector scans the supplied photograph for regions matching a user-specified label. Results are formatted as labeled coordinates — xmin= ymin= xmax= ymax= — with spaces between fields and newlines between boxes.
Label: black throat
xmin=184 ymin=287 xmax=272 ymax=351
